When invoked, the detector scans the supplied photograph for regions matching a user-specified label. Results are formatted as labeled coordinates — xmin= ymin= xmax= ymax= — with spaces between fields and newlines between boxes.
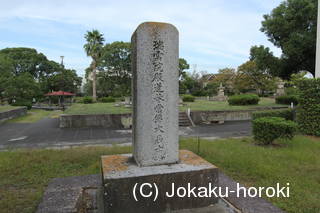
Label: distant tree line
xmin=0 ymin=47 xmax=82 ymax=104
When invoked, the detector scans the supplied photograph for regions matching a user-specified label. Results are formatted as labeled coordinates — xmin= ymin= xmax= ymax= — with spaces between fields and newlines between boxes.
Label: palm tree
xmin=84 ymin=30 xmax=105 ymax=101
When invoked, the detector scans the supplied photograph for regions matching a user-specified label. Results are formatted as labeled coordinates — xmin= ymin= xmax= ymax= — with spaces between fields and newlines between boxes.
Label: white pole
xmin=315 ymin=0 xmax=320 ymax=78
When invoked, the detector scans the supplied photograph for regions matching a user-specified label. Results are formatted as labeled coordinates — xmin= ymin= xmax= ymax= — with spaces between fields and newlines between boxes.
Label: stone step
xmin=179 ymin=112 xmax=192 ymax=127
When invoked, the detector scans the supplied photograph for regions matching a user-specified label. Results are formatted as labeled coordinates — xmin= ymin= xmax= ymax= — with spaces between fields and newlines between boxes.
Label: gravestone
xmin=101 ymin=22 xmax=218 ymax=213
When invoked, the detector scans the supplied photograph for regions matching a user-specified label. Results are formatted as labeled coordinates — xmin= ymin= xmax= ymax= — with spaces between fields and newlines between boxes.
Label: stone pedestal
xmin=101 ymin=150 xmax=219 ymax=213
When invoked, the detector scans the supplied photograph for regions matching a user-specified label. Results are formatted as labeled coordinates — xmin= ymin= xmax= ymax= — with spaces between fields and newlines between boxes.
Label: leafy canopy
xmin=260 ymin=0 xmax=317 ymax=78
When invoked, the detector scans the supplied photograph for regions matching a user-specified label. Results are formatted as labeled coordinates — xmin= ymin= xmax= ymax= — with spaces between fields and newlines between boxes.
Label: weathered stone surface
xmin=131 ymin=22 xmax=179 ymax=166
xmin=36 ymin=174 xmax=103 ymax=213
xmin=101 ymin=150 xmax=219 ymax=213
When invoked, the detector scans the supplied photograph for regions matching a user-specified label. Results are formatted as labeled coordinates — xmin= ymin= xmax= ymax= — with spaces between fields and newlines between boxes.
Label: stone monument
xmin=212 ymin=83 xmax=228 ymax=101
xmin=100 ymin=22 xmax=218 ymax=213
xmin=217 ymin=83 xmax=225 ymax=97
xmin=276 ymin=80 xmax=285 ymax=97
xmin=132 ymin=22 xmax=179 ymax=166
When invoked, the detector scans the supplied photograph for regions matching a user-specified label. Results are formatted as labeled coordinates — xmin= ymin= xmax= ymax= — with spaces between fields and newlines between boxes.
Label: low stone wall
xmin=60 ymin=107 xmax=288 ymax=128
xmin=191 ymin=107 xmax=288 ymax=125
xmin=0 ymin=107 xmax=27 ymax=123
xmin=60 ymin=113 xmax=132 ymax=128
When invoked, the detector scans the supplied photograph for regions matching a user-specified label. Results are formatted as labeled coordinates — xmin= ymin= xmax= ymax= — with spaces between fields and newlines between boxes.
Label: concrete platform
xmin=101 ymin=150 xmax=219 ymax=213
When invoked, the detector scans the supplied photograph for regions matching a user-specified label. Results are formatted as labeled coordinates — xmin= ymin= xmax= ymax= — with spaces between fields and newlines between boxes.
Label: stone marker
xmin=132 ymin=22 xmax=179 ymax=167
xmin=101 ymin=22 xmax=218 ymax=213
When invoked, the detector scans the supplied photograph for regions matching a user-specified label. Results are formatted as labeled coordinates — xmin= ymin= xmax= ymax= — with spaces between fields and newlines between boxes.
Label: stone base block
xmin=101 ymin=150 xmax=219 ymax=213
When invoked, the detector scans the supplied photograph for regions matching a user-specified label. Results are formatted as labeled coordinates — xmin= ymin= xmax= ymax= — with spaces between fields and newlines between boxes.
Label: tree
xmin=261 ymin=0 xmax=317 ymax=78
xmin=0 ymin=54 xmax=14 ymax=103
xmin=237 ymin=61 xmax=276 ymax=95
xmin=5 ymin=73 xmax=40 ymax=103
xmin=46 ymin=69 xmax=82 ymax=94
xmin=249 ymin=45 xmax=281 ymax=77
xmin=206 ymin=68 xmax=236 ymax=95
xmin=0 ymin=47 xmax=82 ymax=103
xmin=99 ymin=41 xmax=131 ymax=97
xmin=179 ymin=58 xmax=190 ymax=79
xmin=84 ymin=30 xmax=105 ymax=101
xmin=0 ymin=48 xmax=49 ymax=78
xmin=179 ymin=71 xmax=205 ymax=96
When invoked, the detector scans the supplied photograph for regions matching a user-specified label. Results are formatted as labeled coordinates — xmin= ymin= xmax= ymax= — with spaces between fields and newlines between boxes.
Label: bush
xmin=74 ymin=97 xmax=84 ymax=103
xmin=296 ymin=79 xmax=320 ymax=136
xmin=11 ymin=99 xmax=32 ymax=110
xmin=252 ymin=109 xmax=294 ymax=121
xmin=83 ymin=96 xmax=93 ymax=104
xmin=276 ymin=95 xmax=298 ymax=105
xmin=100 ymin=97 xmax=116 ymax=103
xmin=228 ymin=94 xmax=260 ymax=106
xmin=252 ymin=117 xmax=297 ymax=145
xmin=182 ymin=95 xmax=195 ymax=102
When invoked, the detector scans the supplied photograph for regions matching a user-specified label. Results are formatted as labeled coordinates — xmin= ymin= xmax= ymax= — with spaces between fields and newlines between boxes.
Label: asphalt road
xmin=0 ymin=118 xmax=251 ymax=150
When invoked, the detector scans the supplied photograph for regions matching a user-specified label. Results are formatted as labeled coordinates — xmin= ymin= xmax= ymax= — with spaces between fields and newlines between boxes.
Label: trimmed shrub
xmin=228 ymin=94 xmax=260 ymax=106
xmin=252 ymin=117 xmax=297 ymax=145
xmin=83 ymin=96 xmax=93 ymax=104
xmin=296 ymin=79 xmax=320 ymax=136
xmin=100 ymin=97 xmax=116 ymax=103
xmin=182 ymin=95 xmax=195 ymax=102
xmin=252 ymin=109 xmax=294 ymax=121
xmin=275 ymin=95 xmax=298 ymax=105
xmin=11 ymin=99 xmax=32 ymax=110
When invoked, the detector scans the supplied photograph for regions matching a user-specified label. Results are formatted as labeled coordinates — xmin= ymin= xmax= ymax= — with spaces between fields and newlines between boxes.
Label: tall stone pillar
xmin=131 ymin=22 xmax=179 ymax=166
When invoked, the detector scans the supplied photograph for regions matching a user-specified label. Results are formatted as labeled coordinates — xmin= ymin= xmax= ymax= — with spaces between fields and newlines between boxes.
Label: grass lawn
xmin=0 ymin=105 xmax=19 ymax=112
xmin=7 ymin=109 xmax=62 ymax=123
xmin=65 ymin=98 xmax=286 ymax=115
xmin=0 ymin=136 xmax=319 ymax=213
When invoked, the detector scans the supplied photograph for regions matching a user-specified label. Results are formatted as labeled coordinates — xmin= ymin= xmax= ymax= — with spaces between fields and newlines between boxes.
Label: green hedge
xmin=74 ymin=97 xmax=84 ymax=103
xmin=228 ymin=94 xmax=260 ymax=106
xmin=100 ymin=97 xmax=116 ymax=103
xmin=182 ymin=95 xmax=195 ymax=102
xmin=275 ymin=95 xmax=298 ymax=105
xmin=252 ymin=109 xmax=294 ymax=121
xmin=252 ymin=117 xmax=297 ymax=145
xmin=296 ymin=79 xmax=320 ymax=136
xmin=83 ymin=96 xmax=93 ymax=104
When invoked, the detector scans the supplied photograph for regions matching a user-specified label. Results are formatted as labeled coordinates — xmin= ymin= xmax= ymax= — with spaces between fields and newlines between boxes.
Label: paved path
xmin=0 ymin=118 xmax=251 ymax=150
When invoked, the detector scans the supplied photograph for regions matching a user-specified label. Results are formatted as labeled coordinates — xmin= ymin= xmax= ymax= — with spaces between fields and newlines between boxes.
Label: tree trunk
xmin=92 ymin=62 xmax=97 ymax=102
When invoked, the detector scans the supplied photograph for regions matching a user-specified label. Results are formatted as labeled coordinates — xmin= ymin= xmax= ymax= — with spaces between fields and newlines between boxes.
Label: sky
xmin=0 ymin=0 xmax=283 ymax=78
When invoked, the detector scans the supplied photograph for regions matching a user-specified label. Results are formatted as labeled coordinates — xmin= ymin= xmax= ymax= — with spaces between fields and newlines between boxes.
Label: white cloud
xmin=0 ymin=0 xmax=283 ymax=73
